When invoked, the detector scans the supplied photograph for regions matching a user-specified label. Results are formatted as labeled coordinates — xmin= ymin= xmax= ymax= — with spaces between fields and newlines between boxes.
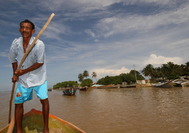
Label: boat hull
xmin=0 ymin=109 xmax=85 ymax=133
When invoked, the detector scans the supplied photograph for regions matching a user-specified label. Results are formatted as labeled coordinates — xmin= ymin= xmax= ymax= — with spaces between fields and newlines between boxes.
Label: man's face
xmin=19 ymin=23 xmax=35 ymax=38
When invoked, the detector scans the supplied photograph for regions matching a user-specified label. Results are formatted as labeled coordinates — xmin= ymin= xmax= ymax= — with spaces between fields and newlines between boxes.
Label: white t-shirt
xmin=9 ymin=37 xmax=47 ymax=88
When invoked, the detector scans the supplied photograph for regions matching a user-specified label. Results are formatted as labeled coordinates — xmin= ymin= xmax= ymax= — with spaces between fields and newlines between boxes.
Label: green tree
xmin=153 ymin=67 xmax=163 ymax=79
xmin=97 ymin=76 xmax=113 ymax=85
xmin=53 ymin=81 xmax=78 ymax=89
xmin=112 ymin=76 xmax=122 ymax=84
xmin=53 ymin=82 xmax=62 ymax=89
xmin=161 ymin=62 xmax=180 ymax=79
xmin=97 ymin=71 xmax=145 ymax=85
xmin=81 ymin=78 xmax=93 ymax=87
xmin=183 ymin=62 xmax=189 ymax=76
xmin=120 ymin=73 xmax=131 ymax=84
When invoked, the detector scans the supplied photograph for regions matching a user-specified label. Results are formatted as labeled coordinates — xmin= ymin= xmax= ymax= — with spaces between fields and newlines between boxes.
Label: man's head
xmin=19 ymin=19 xmax=35 ymax=38
xmin=20 ymin=19 xmax=35 ymax=29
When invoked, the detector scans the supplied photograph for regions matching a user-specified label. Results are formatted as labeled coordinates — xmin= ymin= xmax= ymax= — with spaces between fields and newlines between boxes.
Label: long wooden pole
xmin=8 ymin=13 xmax=55 ymax=124
xmin=7 ymin=116 xmax=15 ymax=133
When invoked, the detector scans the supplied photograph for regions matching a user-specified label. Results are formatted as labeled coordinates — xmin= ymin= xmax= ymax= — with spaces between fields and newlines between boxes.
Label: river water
xmin=1 ymin=87 xmax=189 ymax=133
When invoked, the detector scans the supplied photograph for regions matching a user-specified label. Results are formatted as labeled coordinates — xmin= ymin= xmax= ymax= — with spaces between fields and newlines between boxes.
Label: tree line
xmin=53 ymin=70 xmax=97 ymax=89
xmin=142 ymin=62 xmax=189 ymax=81
xmin=53 ymin=69 xmax=144 ymax=88
xmin=97 ymin=70 xmax=144 ymax=85
xmin=53 ymin=61 xmax=189 ymax=89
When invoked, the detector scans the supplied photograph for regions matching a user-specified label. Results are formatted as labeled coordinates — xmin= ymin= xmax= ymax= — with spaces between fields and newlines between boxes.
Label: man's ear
xmin=32 ymin=29 xmax=35 ymax=34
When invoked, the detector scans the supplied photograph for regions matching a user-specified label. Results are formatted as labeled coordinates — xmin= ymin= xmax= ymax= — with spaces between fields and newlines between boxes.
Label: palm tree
xmin=92 ymin=72 xmax=97 ymax=82
xmin=78 ymin=73 xmax=84 ymax=82
xmin=184 ymin=62 xmax=189 ymax=76
xmin=83 ymin=70 xmax=89 ymax=79
xmin=142 ymin=64 xmax=155 ymax=79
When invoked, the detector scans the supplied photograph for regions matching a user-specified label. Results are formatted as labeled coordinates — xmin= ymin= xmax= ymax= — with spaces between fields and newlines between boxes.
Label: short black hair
xmin=20 ymin=19 xmax=35 ymax=29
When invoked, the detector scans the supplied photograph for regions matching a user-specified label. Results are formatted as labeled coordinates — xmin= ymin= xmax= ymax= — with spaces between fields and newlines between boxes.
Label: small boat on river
xmin=120 ymin=84 xmax=136 ymax=88
xmin=79 ymin=87 xmax=88 ymax=91
xmin=97 ymin=84 xmax=118 ymax=89
xmin=0 ymin=109 xmax=85 ymax=133
xmin=63 ymin=88 xmax=77 ymax=96
xmin=152 ymin=81 xmax=174 ymax=88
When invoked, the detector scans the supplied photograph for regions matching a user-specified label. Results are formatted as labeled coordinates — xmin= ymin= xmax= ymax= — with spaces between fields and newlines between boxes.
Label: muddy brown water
xmin=1 ymin=87 xmax=189 ymax=133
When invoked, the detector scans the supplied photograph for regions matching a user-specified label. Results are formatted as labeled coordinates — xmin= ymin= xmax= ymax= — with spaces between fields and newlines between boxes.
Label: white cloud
xmin=38 ymin=0 xmax=122 ymax=12
xmin=85 ymin=29 xmax=96 ymax=38
xmin=144 ymin=54 xmax=183 ymax=66
xmin=40 ymin=0 xmax=181 ymax=11
xmin=141 ymin=0 xmax=177 ymax=5
xmin=95 ymin=3 xmax=189 ymax=37
xmin=122 ymin=0 xmax=183 ymax=6
xmin=73 ymin=0 xmax=121 ymax=7
xmin=92 ymin=67 xmax=130 ymax=78
xmin=33 ymin=18 xmax=71 ymax=41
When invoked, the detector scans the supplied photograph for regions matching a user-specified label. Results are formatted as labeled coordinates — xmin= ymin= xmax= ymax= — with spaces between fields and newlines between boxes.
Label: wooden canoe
xmin=0 ymin=109 xmax=85 ymax=133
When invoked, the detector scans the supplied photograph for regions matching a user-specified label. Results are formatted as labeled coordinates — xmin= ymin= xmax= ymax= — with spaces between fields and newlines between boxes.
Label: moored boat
xmin=63 ymin=88 xmax=77 ymax=96
xmin=48 ymin=88 xmax=53 ymax=91
xmin=152 ymin=81 xmax=174 ymax=88
xmin=79 ymin=87 xmax=88 ymax=91
xmin=181 ymin=81 xmax=189 ymax=87
xmin=172 ymin=79 xmax=189 ymax=87
xmin=97 ymin=84 xmax=118 ymax=89
xmin=120 ymin=84 xmax=136 ymax=88
xmin=0 ymin=109 xmax=85 ymax=133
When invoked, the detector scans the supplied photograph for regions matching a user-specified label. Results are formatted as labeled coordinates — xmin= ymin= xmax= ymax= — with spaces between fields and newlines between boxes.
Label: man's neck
xmin=23 ymin=37 xmax=31 ymax=53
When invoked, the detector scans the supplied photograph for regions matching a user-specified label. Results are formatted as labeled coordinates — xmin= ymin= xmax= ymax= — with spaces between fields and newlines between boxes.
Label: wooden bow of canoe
xmin=0 ymin=109 xmax=86 ymax=133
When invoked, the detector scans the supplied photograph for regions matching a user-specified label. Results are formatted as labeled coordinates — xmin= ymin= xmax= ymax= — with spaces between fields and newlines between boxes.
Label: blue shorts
xmin=14 ymin=81 xmax=48 ymax=104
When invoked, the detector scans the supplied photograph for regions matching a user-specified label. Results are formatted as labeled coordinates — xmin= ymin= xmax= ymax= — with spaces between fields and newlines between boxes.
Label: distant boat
xmin=79 ymin=87 xmax=88 ymax=91
xmin=0 ymin=109 xmax=85 ymax=133
xmin=48 ymin=88 xmax=53 ymax=91
xmin=91 ymin=84 xmax=104 ymax=88
xmin=97 ymin=84 xmax=118 ymax=89
xmin=63 ymin=88 xmax=77 ymax=96
xmin=120 ymin=84 xmax=136 ymax=88
xmin=152 ymin=81 xmax=174 ymax=88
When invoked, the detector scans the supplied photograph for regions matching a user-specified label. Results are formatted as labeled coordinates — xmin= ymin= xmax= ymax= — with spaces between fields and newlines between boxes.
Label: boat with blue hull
xmin=63 ymin=88 xmax=77 ymax=96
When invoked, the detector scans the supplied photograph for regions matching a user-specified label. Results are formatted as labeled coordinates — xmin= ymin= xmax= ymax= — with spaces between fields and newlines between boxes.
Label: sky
xmin=0 ymin=0 xmax=189 ymax=90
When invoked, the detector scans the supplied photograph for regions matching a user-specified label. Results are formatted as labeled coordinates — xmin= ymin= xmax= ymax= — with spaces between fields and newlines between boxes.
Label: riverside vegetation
xmin=53 ymin=61 xmax=189 ymax=89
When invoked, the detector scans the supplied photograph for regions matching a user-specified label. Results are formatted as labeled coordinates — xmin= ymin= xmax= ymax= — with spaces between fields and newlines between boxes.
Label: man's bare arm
xmin=15 ymin=63 xmax=44 ymax=76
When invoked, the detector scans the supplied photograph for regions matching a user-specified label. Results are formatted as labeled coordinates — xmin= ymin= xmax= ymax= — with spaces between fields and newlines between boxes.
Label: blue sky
xmin=0 ymin=0 xmax=189 ymax=90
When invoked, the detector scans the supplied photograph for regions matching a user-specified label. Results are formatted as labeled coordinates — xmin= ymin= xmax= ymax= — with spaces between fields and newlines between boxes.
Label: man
xmin=9 ymin=19 xmax=49 ymax=133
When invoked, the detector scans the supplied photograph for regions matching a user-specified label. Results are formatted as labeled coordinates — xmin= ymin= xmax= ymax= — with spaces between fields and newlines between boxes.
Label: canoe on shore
xmin=0 ymin=109 xmax=85 ymax=133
